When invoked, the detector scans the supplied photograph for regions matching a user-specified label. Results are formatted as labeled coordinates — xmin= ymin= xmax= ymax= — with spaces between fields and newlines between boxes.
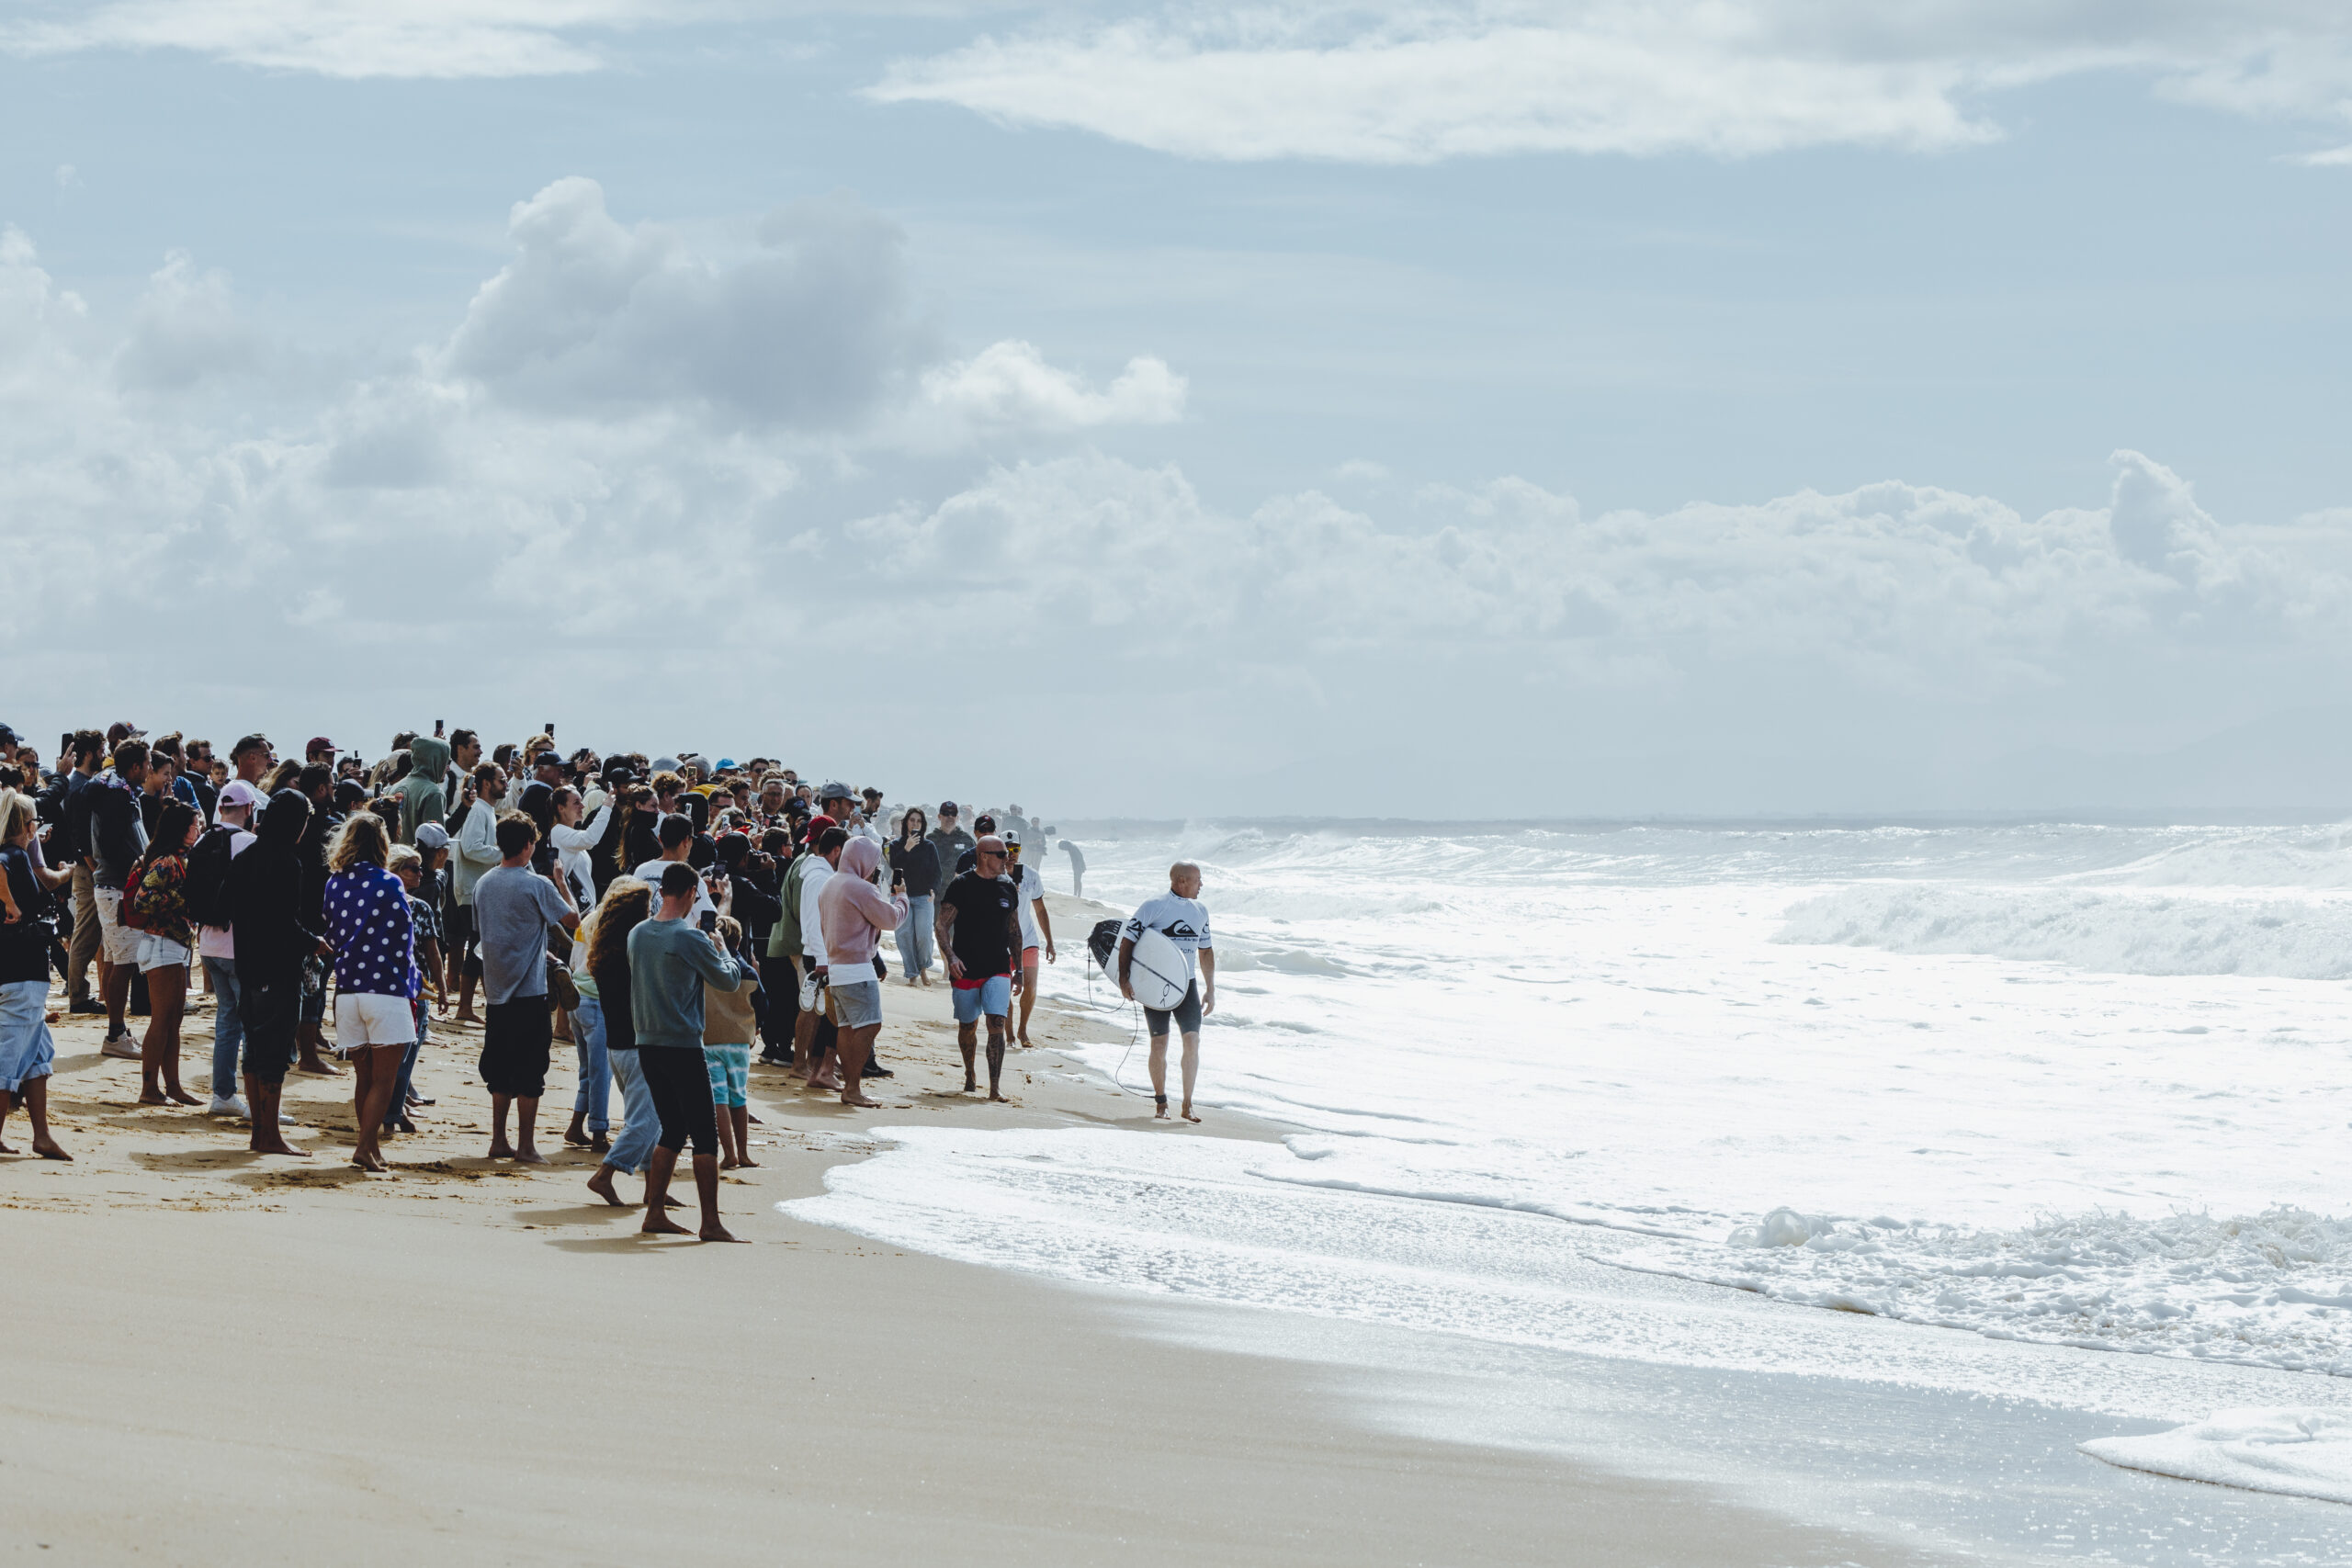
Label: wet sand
xmin=0 ymin=895 xmax=1944 ymax=1566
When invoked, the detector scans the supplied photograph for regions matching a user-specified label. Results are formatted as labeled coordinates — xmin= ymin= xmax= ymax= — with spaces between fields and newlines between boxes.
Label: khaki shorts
xmin=93 ymin=888 xmax=143 ymax=965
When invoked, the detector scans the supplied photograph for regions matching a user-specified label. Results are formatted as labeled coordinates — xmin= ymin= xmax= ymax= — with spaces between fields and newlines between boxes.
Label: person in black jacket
xmin=288 ymin=764 xmax=342 ymax=1077
xmin=87 ymin=739 xmax=153 ymax=1052
xmin=709 ymin=832 xmax=784 ymax=1061
xmin=222 ymin=789 xmax=322 ymax=1155
xmin=52 ymin=730 xmax=106 ymax=1012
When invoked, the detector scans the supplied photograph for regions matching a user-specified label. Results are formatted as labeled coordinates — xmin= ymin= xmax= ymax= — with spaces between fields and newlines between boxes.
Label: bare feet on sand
xmin=586 ymin=1168 xmax=626 ymax=1206
xmin=641 ymin=1212 xmax=691 ymax=1235
xmin=35 ymin=1136 xmax=71 ymax=1160
xmin=700 ymin=1224 xmax=746 ymax=1243
xmin=989 ymin=1089 xmax=1009 ymax=1104
xmin=253 ymin=1134 xmax=310 ymax=1157
xmin=839 ymin=1092 xmax=884 ymax=1109
xmin=513 ymin=1146 xmax=548 ymax=1166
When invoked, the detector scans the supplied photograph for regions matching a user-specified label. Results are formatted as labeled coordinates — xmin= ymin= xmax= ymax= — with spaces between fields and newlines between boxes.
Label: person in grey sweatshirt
xmin=627 ymin=862 xmax=753 ymax=1243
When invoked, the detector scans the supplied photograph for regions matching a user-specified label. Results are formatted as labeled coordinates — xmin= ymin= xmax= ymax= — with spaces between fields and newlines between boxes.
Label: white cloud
xmin=0 ymin=0 xmax=662 ymax=79
xmin=832 ymin=447 xmax=2346 ymax=692
xmin=870 ymin=3 xmax=2352 ymax=163
xmin=441 ymin=177 xmax=933 ymax=428
xmin=114 ymin=251 xmax=267 ymax=391
xmin=6 ymin=200 xmax=2352 ymax=813
xmin=918 ymin=340 xmax=1185 ymax=435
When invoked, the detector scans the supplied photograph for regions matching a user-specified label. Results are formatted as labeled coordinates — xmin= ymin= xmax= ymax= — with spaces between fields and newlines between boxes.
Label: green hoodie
xmin=395 ymin=736 xmax=451 ymax=845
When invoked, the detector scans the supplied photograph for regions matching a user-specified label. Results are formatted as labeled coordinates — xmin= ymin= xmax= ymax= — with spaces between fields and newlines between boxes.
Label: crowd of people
xmin=0 ymin=721 xmax=1216 ymax=1239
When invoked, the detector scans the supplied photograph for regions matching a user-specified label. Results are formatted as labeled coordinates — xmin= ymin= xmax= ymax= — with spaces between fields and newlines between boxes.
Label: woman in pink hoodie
xmin=817 ymin=835 xmax=909 ymax=1108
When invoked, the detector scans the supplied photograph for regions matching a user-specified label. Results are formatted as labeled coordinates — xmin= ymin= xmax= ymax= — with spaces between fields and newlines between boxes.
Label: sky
xmin=4 ymin=1 xmax=2351 ymax=818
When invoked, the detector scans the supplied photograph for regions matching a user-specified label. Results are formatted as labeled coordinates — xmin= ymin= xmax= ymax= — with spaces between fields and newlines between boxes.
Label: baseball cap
xmin=938 ymin=800 xmax=959 ymax=814
xmin=108 ymin=721 xmax=145 ymax=742
xmin=819 ymin=781 xmax=851 ymax=800
xmin=1003 ymin=829 xmax=1021 ymax=845
xmin=717 ymin=758 xmax=737 ymax=770
xmin=414 ymin=822 xmax=450 ymax=851
xmin=218 ymin=780 xmax=261 ymax=810
xmin=806 ymin=813 xmax=837 ymax=836
xmin=652 ymin=756 xmax=681 ymax=773
xmin=307 ymin=736 xmax=338 ymax=755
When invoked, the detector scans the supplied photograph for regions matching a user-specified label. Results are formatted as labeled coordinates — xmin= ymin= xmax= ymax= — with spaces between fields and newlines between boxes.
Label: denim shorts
xmin=828 ymin=978 xmax=882 ymax=1030
xmin=951 ymin=973 xmax=1012 ymax=1022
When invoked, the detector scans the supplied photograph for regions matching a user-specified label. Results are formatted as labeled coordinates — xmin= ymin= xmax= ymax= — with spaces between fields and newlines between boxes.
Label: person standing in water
xmin=1117 ymin=861 xmax=1216 ymax=1123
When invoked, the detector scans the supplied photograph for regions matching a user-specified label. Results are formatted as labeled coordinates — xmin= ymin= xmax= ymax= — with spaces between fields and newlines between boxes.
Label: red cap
xmin=307 ymin=736 xmax=338 ymax=755
xmin=806 ymin=814 xmax=837 ymax=836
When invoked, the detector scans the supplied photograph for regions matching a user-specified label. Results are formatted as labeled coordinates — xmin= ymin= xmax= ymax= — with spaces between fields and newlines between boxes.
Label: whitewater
xmin=788 ymin=819 xmax=2352 ymax=1550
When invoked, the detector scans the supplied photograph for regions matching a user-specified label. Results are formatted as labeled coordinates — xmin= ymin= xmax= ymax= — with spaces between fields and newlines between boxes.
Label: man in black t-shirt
xmin=934 ymin=836 xmax=1023 ymax=1101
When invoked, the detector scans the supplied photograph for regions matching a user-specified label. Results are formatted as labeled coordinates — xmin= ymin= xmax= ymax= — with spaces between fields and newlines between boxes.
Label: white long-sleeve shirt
xmin=454 ymin=795 xmax=503 ymax=906
xmin=799 ymin=859 xmax=833 ymax=965
xmin=549 ymin=804 xmax=610 ymax=907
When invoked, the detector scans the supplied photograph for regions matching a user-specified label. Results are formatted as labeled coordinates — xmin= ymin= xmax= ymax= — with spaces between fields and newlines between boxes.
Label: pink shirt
xmin=818 ymin=837 xmax=907 ymax=977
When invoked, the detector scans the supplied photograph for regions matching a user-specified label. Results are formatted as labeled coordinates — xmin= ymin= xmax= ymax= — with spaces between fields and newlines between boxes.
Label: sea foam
xmin=1775 ymin=884 xmax=2352 ymax=978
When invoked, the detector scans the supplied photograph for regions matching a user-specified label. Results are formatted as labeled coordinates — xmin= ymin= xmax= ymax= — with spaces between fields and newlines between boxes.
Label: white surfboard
xmin=1125 ymin=925 xmax=1193 ymax=1011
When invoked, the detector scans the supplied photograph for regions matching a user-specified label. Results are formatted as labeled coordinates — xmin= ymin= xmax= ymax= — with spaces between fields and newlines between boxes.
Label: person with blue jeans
xmin=580 ymin=876 xmax=663 ymax=1208
xmin=384 ymin=840 xmax=447 ymax=1136
xmin=195 ymin=781 xmax=260 ymax=1119
xmin=888 ymin=807 xmax=939 ymax=985
xmin=565 ymin=987 xmax=610 ymax=1152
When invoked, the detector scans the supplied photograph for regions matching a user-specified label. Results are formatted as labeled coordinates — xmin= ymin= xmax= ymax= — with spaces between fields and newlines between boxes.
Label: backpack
xmin=184 ymin=824 xmax=239 ymax=931
xmin=120 ymin=855 xmax=162 ymax=931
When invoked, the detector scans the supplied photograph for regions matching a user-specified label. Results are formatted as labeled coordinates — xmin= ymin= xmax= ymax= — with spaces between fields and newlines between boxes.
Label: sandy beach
xmin=0 ymin=890 xmax=1945 ymax=1568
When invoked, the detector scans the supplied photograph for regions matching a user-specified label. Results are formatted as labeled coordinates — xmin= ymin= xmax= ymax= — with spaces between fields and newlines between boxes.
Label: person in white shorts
xmin=321 ymin=811 xmax=420 ymax=1173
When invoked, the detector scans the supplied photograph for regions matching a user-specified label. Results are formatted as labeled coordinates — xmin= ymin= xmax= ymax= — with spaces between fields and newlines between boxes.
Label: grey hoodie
xmin=395 ymin=736 xmax=451 ymax=845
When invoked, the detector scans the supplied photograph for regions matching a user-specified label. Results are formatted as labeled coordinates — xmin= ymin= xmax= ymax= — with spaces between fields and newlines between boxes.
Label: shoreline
xmin=2 ymin=890 xmax=1950 ymax=1566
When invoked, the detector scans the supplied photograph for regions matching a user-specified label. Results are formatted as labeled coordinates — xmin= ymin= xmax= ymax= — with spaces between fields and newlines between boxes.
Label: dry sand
xmin=1 ymin=894 xmax=1943 ymax=1566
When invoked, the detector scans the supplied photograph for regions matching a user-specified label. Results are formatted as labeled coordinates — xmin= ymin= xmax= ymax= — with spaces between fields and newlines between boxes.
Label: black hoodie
xmin=223 ymin=790 xmax=322 ymax=985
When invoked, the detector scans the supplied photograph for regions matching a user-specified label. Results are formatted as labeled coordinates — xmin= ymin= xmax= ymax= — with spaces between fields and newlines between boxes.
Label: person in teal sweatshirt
xmin=627 ymin=862 xmax=752 ymax=1242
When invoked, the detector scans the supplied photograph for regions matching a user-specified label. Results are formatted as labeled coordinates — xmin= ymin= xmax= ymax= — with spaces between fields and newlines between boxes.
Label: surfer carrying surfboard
xmin=1116 ymin=863 xmax=1216 ymax=1123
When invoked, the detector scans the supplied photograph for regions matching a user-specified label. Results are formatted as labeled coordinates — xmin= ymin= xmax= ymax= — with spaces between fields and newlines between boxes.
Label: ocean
xmin=788 ymin=819 xmax=2352 ymax=1551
